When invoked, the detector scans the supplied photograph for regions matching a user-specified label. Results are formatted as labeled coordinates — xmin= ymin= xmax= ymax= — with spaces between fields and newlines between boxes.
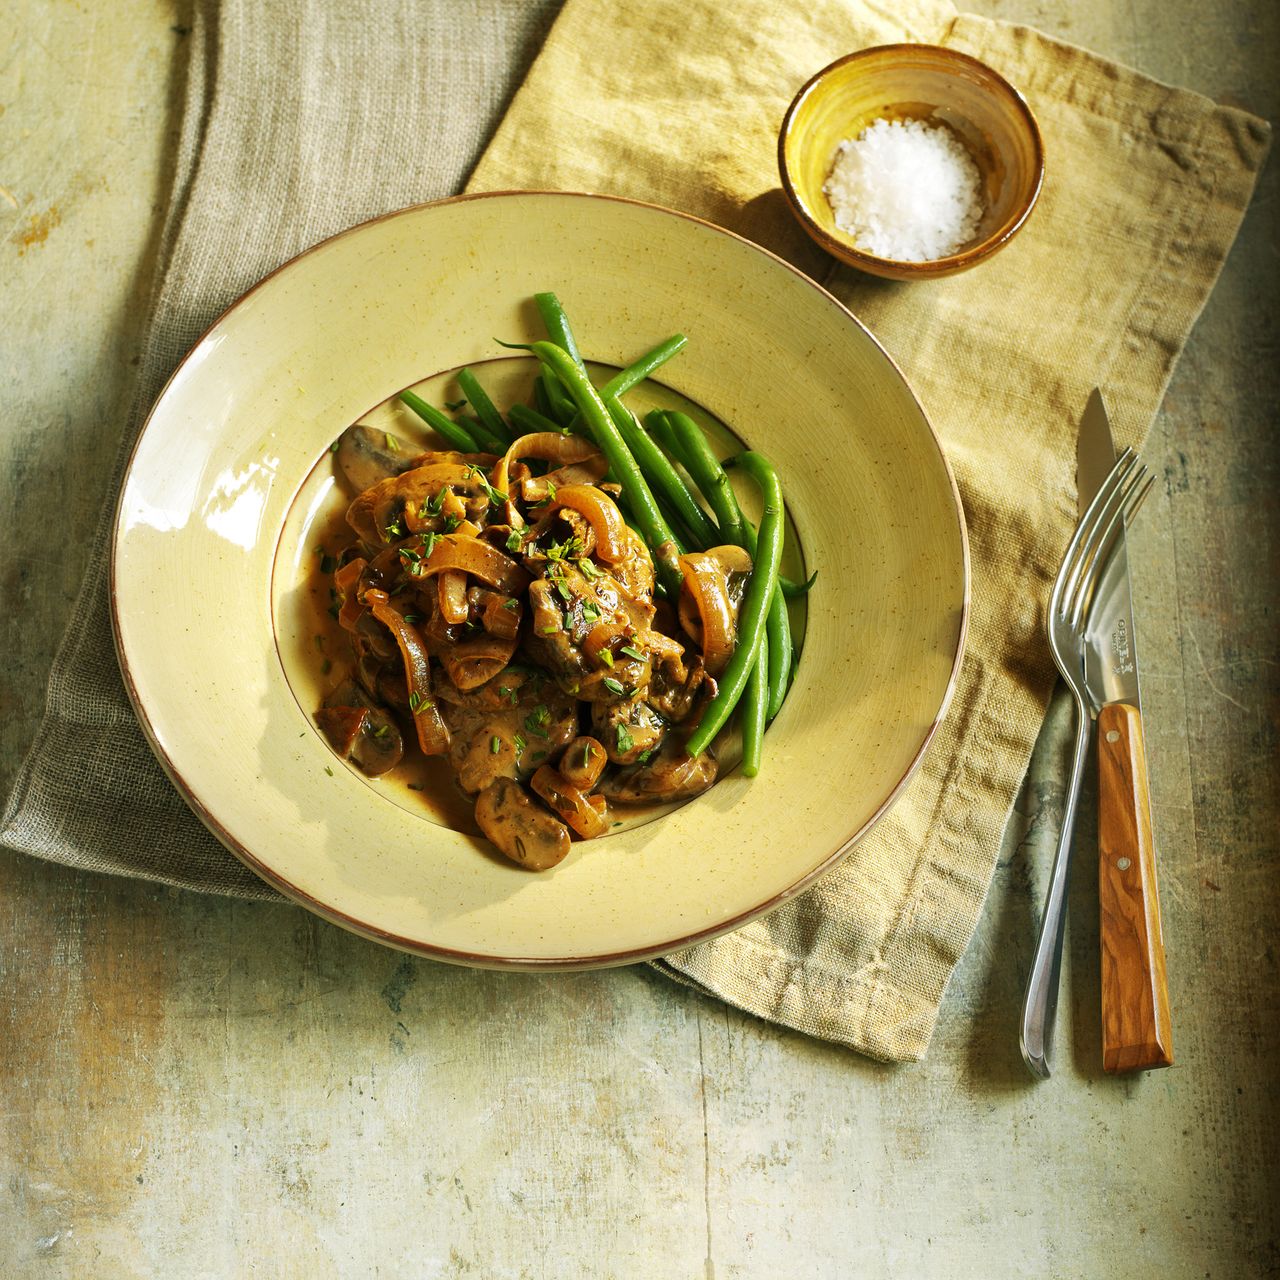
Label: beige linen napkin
xmin=467 ymin=0 xmax=1269 ymax=1058
xmin=2 ymin=0 xmax=1267 ymax=1062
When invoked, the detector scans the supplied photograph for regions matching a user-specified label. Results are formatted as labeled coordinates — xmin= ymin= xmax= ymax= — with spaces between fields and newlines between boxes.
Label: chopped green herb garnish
xmin=615 ymin=724 xmax=634 ymax=754
xmin=384 ymin=432 xmax=399 ymax=452
xmin=539 ymin=624 xmax=560 ymax=635
xmin=384 ymin=518 xmax=404 ymax=540
xmin=553 ymin=577 xmax=572 ymax=603
xmin=598 ymin=648 xmax=615 ymax=668
xmin=505 ymin=529 xmax=524 ymax=553
xmin=463 ymin=464 xmax=507 ymax=506
xmin=619 ymin=644 xmax=646 ymax=663
xmin=525 ymin=705 xmax=551 ymax=737
xmin=329 ymin=439 xmax=341 ymax=454
xmin=602 ymin=677 xmax=625 ymax=697
xmin=490 ymin=736 xmax=501 ymax=755
xmin=442 ymin=514 xmax=461 ymax=533
xmin=373 ymin=724 xmax=390 ymax=739
xmin=577 ymin=558 xmax=600 ymax=579
xmin=513 ymin=733 xmax=527 ymax=754
xmin=637 ymin=748 xmax=655 ymax=764
xmin=503 ymin=598 xmax=519 ymax=611
xmin=408 ymin=691 xmax=432 ymax=713
xmin=581 ymin=602 xmax=601 ymax=624
xmin=425 ymin=487 xmax=447 ymax=516
xmin=324 ymin=765 xmax=334 ymax=777
xmin=420 ymin=531 xmax=441 ymax=559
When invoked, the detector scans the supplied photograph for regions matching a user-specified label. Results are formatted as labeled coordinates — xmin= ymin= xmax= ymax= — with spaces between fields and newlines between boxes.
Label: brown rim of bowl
xmin=778 ymin=43 xmax=1046 ymax=279
xmin=108 ymin=188 xmax=972 ymax=971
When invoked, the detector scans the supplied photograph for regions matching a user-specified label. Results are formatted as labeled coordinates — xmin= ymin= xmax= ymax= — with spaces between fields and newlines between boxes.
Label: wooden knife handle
xmin=1098 ymin=701 xmax=1174 ymax=1073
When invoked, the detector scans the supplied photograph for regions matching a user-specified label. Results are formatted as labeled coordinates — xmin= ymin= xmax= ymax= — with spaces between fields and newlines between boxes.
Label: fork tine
xmin=1065 ymin=463 xmax=1147 ymax=625
xmin=1049 ymin=448 xmax=1136 ymax=614
xmin=1063 ymin=462 xmax=1147 ymax=618
xmin=1056 ymin=451 xmax=1141 ymax=618
xmin=1068 ymin=465 xmax=1153 ymax=629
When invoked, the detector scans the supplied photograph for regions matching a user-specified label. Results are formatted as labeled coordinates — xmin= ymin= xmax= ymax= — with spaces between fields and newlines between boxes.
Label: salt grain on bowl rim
xmin=823 ymin=117 xmax=985 ymax=263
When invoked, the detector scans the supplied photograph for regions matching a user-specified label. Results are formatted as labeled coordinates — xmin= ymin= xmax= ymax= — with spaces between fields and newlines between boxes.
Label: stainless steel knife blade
xmin=1077 ymin=389 xmax=1142 ymax=711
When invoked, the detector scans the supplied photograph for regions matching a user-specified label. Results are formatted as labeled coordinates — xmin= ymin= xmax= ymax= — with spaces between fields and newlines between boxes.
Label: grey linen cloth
xmin=1 ymin=0 xmax=561 ymax=897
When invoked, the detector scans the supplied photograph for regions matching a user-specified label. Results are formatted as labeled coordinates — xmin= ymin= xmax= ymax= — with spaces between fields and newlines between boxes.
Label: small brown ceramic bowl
xmin=779 ymin=44 xmax=1044 ymax=281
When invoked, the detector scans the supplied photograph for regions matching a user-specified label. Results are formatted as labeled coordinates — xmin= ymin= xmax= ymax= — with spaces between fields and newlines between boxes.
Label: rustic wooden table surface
xmin=2 ymin=2 xmax=1276 ymax=1276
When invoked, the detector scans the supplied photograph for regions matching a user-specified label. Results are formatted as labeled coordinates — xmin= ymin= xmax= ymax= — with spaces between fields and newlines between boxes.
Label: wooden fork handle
xmin=1098 ymin=701 xmax=1174 ymax=1073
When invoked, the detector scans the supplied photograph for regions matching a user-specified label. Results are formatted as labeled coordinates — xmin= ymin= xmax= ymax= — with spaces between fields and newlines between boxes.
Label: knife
xmin=1077 ymin=389 xmax=1174 ymax=1073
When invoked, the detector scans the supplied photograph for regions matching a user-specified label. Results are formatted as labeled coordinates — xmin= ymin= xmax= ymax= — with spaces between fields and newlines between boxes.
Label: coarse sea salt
xmin=823 ymin=117 xmax=984 ymax=262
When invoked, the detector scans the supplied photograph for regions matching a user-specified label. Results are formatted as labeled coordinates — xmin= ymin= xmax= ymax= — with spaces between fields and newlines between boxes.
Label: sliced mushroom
xmin=333 ymin=425 xmax=423 ymax=495
xmin=597 ymin=737 xmax=717 ymax=804
xmin=559 ymin=736 xmax=606 ymax=791
xmin=475 ymin=777 xmax=571 ymax=871
xmin=318 ymin=679 xmax=403 ymax=776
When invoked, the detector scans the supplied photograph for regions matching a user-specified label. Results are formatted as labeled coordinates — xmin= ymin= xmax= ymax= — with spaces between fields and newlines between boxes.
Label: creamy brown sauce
xmin=272 ymin=360 xmax=809 ymax=844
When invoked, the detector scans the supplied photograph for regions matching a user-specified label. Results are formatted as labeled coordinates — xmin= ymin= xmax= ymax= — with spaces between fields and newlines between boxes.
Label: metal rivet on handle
xmin=1117 ymin=857 xmax=1132 ymax=871
xmin=1105 ymin=730 xmax=1120 ymax=743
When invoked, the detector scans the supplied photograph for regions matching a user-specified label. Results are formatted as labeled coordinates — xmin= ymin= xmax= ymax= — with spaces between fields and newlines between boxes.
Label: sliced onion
xmin=403 ymin=534 xmax=530 ymax=595
xmin=437 ymin=570 xmax=469 ymax=625
xmin=489 ymin=432 xmax=605 ymax=526
xmin=678 ymin=549 xmax=750 ymax=675
xmin=544 ymin=485 xmax=627 ymax=563
xmin=347 ymin=461 xmax=495 ymax=544
xmin=582 ymin=620 xmax=629 ymax=666
xmin=316 ymin=705 xmax=368 ymax=757
xmin=365 ymin=589 xmax=450 ymax=755
xmin=520 ymin=455 xmax=609 ymax=503
xmin=530 ymin=765 xmax=611 ymax=839
xmin=334 ymin=556 xmax=369 ymax=631
xmin=470 ymin=586 xmax=521 ymax=640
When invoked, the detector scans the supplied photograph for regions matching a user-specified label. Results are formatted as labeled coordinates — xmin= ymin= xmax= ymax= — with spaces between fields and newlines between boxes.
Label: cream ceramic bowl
xmin=112 ymin=191 xmax=968 ymax=968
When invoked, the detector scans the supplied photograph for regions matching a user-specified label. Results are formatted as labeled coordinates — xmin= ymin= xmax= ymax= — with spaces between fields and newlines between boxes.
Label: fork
xmin=1019 ymin=449 xmax=1156 ymax=1079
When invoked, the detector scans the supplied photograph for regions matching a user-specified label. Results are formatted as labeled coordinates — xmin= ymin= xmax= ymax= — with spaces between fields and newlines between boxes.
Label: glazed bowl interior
xmin=112 ymin=191 xmax=968 ymax=968
xmin=780 ymin=44 xmax=1044 ymax=279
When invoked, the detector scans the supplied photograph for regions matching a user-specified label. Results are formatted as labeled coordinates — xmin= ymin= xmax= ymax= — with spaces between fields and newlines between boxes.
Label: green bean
xmin=456 ymin=369 xmax=514 ymax=445
xmin=664 ymin=410 xmax=748 ymax=546
xmin=540 ymin=366 xmax=579 ymax=427
xmin=610 ymin=400 xmax=719 ymax=550
xmin=666 ymin=412 xmax=794 ymax=719
xmin=532 ymin=376 xmax=554 ymax=420
xmin=513 ymin=341 xmax=682 ymax=595
xmin=398 ymin=391 xmax=481 ymax=452
xmin=508 ymin=402 xmax=566 ymax=437
xmin=534 ymin=291 xmax=585 ymax=368
xmin=457 ymin=413 xmax=509 ymax=456
xmin=600 ymin=334 xmax=687 ymax=399
xmin=780 ymin=571 xmax=818 ymax=598
xmin=643 ymin=409 xmax=693 ymax=471
xmin=685 ymin=452 xmax=784 ymax=757
xmin=741 ymin=634 xmax=768 ymax=778
xmin=764 ymin=585 xmax=790 ymax=721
